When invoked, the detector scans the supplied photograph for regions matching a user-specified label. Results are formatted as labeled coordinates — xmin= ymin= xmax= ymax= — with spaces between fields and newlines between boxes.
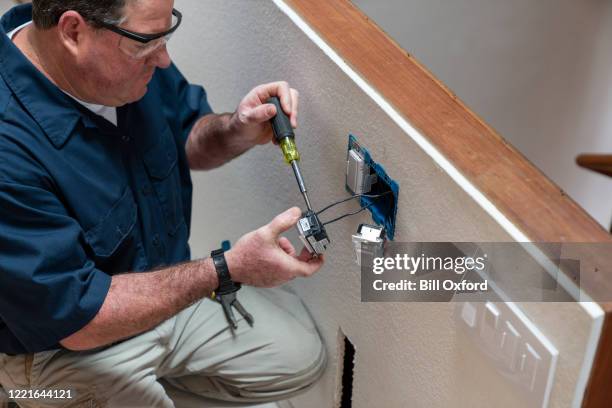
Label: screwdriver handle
xmin=267 ymin=97 xmax=294 ymax=143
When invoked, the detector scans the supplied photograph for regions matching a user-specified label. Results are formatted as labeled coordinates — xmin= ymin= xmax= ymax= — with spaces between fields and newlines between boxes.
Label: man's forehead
xmin=123 ymin=0 xmax=175 ymax=32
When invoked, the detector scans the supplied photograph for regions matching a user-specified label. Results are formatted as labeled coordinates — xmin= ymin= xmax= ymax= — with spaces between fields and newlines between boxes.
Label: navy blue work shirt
xmin=0 ymin=4 xmax=213 ymax=354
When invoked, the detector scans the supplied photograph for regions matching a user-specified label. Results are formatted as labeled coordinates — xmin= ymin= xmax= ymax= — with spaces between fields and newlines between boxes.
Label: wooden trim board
xmin=282 ymin=0 xmax=612 ymax=406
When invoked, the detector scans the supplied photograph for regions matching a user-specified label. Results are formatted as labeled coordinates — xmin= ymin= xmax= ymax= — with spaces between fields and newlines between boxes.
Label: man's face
xmin=75 ymin=0 xmax=174 ymax=106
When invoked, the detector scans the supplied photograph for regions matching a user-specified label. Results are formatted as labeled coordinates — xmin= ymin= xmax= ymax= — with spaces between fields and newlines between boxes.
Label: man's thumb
xmin=244 ymin=103 xmax=276 ymax=125
xmin=267 ymin=207 xmax=302 ymax=236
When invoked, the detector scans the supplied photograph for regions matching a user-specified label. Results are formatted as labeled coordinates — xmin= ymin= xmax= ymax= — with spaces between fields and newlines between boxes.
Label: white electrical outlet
xmin=456 ymin=301 xmax=558 ymax=407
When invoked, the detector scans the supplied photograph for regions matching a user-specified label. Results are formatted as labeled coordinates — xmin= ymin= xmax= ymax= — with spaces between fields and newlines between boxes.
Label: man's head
xmin=31 ymin=0 xmax=176 ymax=106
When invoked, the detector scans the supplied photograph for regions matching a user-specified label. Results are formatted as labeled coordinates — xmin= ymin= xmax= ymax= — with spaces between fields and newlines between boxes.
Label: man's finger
xmin=277 ymin=82 xmax=292 ymax=119
xmin=278 ymin=236 xmax=296 ymax=257
xmin=266 ymin=207 xmax=301 ymax=237
xmin=294 ymin=249 xmax=325 ymax=276
xmin=253 ymin=81 xmax=292 ymax=116
xmin=296 ymin=246 xmax=317 ymax=262
xmin=289 ymin=88 xmax=299 ymax=128
xmin=241 ymin=104 xmax=276 ymax=125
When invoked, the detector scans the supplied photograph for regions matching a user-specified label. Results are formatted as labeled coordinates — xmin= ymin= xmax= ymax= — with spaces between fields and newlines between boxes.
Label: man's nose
xmin=148 ymin=44 xmax=172 ymax=69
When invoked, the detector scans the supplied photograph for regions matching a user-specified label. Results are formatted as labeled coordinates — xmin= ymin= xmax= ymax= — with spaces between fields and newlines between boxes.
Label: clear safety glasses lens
xmin=119 ymin=34 xmax=171 ymax=59
xmin=117 ymin=12 xmax=178 ymax=59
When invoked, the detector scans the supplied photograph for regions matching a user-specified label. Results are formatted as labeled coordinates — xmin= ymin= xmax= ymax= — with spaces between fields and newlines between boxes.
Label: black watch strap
xmin=211 ymin=248 xmax=240 ymax=295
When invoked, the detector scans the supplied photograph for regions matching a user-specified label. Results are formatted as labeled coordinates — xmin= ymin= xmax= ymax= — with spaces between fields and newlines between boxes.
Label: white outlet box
xmin=456 ymin=301 xmax=558 ymax=407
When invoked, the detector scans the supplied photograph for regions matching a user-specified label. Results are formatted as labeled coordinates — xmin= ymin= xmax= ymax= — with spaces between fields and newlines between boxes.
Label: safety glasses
xmin=97 ymin=8 xmax=182 ymax=59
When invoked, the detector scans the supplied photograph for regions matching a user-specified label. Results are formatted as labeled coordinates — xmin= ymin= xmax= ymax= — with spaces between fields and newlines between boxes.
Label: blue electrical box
xmin=346 ymin=134 xmax=399 ymax=239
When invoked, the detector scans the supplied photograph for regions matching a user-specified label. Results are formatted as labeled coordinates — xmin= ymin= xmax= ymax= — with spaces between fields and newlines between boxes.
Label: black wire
xmin=322 ymin=202 xmax=376 ymax=226
xmin=316 ymin=191 xmax=392 ymax=215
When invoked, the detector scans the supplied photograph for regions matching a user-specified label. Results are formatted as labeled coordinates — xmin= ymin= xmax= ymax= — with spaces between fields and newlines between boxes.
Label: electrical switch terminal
xmin=297 ymin=210 xmax=330 ymax=256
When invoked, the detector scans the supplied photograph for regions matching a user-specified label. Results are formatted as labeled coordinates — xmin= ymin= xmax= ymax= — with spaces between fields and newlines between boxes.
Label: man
xmin=0 ymin=0 xmax=326 ymax=406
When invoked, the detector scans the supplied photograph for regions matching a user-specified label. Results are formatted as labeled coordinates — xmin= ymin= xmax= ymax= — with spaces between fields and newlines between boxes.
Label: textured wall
xmin=353 ymin=0 xmax=612 ymax=230
xmin=169 ymin=1 xmax=601 ymax=407
xmin=0 ymin=0 xmax=13 ymax=15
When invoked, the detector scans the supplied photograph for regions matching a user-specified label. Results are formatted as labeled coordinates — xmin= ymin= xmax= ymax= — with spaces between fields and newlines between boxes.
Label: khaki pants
xmin=0 ymin=287 xmax=327 ymax=407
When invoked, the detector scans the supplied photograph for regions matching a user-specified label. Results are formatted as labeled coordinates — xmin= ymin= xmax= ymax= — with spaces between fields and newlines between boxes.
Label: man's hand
xmin=230 ymin=81 xmax=299 ymax=146
xmin=60 ymin=207 xmax=321 ymax=351
xmin=225 ymin=207 xmax=324 ymax=287
xmin=186 ymin=81 xmax=299 ymax=170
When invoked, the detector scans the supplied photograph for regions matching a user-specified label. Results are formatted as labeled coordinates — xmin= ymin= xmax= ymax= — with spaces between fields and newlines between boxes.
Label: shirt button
xmin=152 ymin=235 xmax=160 ymax=247
xmin=122 ymin=135 xmax=131 ymax=142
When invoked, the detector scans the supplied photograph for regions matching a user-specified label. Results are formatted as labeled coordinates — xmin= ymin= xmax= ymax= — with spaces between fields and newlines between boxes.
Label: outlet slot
xmin=347 ymin=135 xmax=399 ymax=239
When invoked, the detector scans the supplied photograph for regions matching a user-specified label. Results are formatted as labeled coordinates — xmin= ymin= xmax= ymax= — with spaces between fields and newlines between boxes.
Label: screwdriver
xmin=267 ymin=96 xmax=313 ymax=212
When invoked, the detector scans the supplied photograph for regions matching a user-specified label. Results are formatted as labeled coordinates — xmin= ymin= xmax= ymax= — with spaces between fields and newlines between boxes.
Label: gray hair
xmin=32 ymin=0 xmax=130 ymax=29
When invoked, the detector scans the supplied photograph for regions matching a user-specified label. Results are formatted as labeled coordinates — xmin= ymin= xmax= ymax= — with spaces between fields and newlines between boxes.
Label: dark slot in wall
xmin=341 ymin=335 xmax=356 ymax=408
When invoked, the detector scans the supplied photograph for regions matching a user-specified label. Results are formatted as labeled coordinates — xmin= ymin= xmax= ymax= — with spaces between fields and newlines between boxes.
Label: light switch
xmin=484 ymin=302 xmax=500 ymax=328
xmin=500 ymin=321 xmax=521 ymax=370
xmin=519 ymin=342 xmax=541 ymax=391
xmin=456 ymin=300 xmax=558 ymax=408
xmin=461 ymin=302 xmax=477 ymax=328
xmin=480 ymin=302 xmax=500 ymax=346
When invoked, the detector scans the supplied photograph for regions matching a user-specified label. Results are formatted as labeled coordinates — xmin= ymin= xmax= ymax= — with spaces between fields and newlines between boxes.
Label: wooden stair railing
xmin=576 ymin=154 xmax=612 ymax=233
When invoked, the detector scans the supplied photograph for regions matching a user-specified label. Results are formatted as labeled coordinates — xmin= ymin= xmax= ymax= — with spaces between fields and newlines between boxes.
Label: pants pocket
xmin=30 ymin=350 xmax=61 ymax=386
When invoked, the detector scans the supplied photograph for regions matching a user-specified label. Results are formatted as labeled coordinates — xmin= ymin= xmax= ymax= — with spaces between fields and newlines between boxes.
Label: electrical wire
xmin=322 ymin=202 xmax=376 ymax=226
xmin=321 ymin=190 xmax=394 ymax=226
xmin=316 ymin=191 xmax=392 ymax=216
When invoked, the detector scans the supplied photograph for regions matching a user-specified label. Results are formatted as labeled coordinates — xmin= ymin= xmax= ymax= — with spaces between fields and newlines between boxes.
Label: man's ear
xmin=56 ymin=11 xmax=89 ymax=57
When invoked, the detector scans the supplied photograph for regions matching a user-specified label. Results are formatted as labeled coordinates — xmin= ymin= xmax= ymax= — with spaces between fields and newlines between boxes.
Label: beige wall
xmin=170 ymin=1 xmax=602 ymax=407
xmin=0 ymin=0 xmax=14 ymax=15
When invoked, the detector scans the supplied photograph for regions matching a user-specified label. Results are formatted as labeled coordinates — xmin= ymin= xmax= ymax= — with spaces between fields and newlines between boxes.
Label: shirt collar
xmin=0 ymin=4 xmax=94 ymax=148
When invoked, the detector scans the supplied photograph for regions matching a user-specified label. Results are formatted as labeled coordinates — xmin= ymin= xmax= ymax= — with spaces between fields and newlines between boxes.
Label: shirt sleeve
xmin=0 ymin=181 xmax=111 ymax=353
xmin=156 ymin=63 xmax=214 ymax=145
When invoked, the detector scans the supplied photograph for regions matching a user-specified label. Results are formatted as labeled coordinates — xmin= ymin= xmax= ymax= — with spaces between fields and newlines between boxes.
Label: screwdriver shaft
xmin=302 ymin=191 xmax=313 ymax=212
xmin=291 ymin=160 xmax=313 ymax=211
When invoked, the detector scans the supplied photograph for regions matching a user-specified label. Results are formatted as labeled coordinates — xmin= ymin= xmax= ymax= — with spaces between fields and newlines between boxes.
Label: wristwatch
xmin=211 ymin=247 xmax=254 ymax=328
xmin=211 ymin=248 xmax=240 ymax=295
